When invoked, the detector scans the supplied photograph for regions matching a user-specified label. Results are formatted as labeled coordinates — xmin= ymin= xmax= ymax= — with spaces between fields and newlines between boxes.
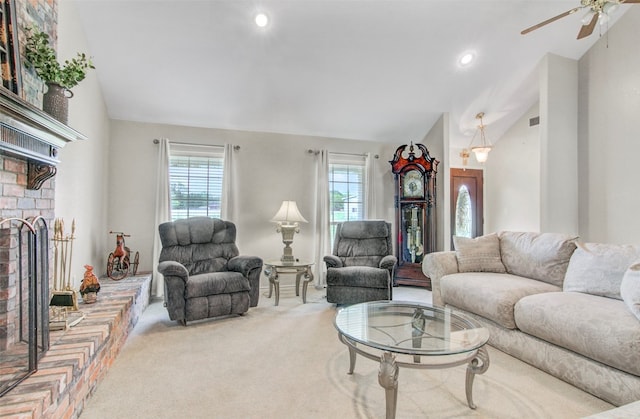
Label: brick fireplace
xmin=0 ymin=87 xmax=85 ymax=397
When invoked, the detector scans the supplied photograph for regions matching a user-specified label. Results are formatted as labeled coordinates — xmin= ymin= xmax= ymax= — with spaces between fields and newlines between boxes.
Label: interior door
xmin=450 ymin=169 xmax=483 ymax=243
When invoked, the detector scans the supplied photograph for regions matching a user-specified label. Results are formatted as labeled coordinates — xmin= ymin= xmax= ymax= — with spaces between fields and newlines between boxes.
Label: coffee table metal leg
xmin=347 ymin=345 xmax=357 ymax=374
xmin=465 ymin=346 xmax=490 ymax=409
xmin=301 ymin=267 xmax=314 ymax=303
xmin=411 ymin=308 xmax=425 ymax=363
xmin=264 ymin=267 xmax=273 ymax=298
xmin=267 ymin=269 xmax=280 ymax=306
xmin=378 ymin=352 xmax=399 ymax=419
xmin=295 ymin=269 xmax=302 ymax=296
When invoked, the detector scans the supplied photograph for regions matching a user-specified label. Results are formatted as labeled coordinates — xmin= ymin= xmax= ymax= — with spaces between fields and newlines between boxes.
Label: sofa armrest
xmin=422 ymin=251 xmax=459 ymax=307
xmin=157 ymin=261 xmax=189 ymax=321
xmin=379 ymin=255 xmax=397 ymax=271
xmin=228 ymin=256 xmax=263 ymax=307
xmin=228 ymin=256 xmax=263 ymax=277
xmin=324 ymin=255 xmax=343 ymax=269
xmin=157 ymin=261 xmax=189 ymax=281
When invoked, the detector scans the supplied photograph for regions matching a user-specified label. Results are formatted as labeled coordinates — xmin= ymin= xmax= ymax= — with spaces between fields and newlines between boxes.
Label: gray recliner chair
xmin=157 ymin=217 xmax=263 ymax=325
xmin=324 ymin=220 xmax=397 ymax=305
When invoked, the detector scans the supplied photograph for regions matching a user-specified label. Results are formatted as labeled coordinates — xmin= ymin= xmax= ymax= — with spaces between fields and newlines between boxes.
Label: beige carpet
xmin=80 ymin=284 xmax=613 ymax=418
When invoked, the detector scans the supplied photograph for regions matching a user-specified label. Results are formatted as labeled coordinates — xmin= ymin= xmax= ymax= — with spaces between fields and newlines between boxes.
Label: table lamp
xmin=271 ymin=200 xmax=307 ymax=262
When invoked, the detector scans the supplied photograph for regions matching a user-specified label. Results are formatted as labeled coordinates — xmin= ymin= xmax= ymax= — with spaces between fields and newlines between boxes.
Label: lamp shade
xmin=472 ymin=146 xmax=492 ymax=163
xmin=271 ymin=201 xmax=308 ymax=223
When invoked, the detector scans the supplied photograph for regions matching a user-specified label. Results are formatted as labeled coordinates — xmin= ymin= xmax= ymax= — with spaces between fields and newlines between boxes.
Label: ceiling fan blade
xmin=577 ymin=13 xmax=599 ymax=39
xmin=521 ymin=7 xmax=581 ymax=35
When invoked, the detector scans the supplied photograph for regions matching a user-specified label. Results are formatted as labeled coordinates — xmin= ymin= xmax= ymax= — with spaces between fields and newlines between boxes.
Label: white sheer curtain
xmin=365 ymin=152 xmax=377 ymax=219
xmin=313 ymin=149 xmax=330 ymax=287
xmin=221 ymin=144 xmax=235 ymax=222
xmin=152 ymin=138 xmax=170 ymax=297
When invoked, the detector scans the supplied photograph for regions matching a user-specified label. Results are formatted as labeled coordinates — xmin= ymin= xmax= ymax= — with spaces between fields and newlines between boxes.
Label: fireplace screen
xmin=0 ymin=216 xmax=49 ymax=397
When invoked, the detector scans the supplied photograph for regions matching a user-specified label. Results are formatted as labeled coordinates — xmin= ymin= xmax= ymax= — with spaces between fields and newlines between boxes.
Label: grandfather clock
xmin=389 ymin=143 xmax=438 ymax=288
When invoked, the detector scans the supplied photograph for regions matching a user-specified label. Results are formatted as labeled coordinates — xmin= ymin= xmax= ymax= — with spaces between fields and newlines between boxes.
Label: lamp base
xmin=278 ymin=224 xmax=298 ymax=264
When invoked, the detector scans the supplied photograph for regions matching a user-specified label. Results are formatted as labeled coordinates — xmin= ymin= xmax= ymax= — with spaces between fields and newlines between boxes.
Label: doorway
xmin=450 ymin=168 xmax=483 ymax=244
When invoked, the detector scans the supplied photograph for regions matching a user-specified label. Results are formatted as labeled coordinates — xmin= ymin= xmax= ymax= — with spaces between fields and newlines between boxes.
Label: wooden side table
xmin=263 ymin=260 xmax=314 ymax=306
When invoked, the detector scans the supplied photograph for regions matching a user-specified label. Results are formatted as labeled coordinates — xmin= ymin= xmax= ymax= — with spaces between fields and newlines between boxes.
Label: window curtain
xmin=221 ymin=144 xmax=234 ymax=222
xmin=313 ymin=149 xmax=330 ymax=287
xmin=365 ymin=152 xmax=377 ymax=219
xmin=152 ymin=138 xmax=170 ymax=297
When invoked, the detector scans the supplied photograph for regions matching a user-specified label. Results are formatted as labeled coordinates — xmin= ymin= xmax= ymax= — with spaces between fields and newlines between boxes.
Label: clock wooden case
xmin=389 ymin=143 xmax=439 ymax=288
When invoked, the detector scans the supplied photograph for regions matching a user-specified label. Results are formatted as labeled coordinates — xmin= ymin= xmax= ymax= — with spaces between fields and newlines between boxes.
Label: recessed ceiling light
xmin=458 ymin=52 xmax=475 ymax=67
xmin=255 ymin=13 xmax=269 ymax=28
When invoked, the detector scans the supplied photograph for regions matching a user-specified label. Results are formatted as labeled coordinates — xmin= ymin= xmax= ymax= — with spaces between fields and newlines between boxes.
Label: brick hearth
xmin=0 ymin=274 xmax=151 ymax=419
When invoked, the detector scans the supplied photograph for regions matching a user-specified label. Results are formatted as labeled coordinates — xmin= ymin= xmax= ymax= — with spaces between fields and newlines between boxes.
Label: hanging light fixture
xmin=462 ymin=112 xmax=492 ymax=165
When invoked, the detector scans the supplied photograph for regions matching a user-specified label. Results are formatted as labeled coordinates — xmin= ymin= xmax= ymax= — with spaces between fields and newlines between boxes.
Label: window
xmin=455 ymin=184 xmax=472 ymax=238
xmin=168 ymin=144 xmax=224 ymax=221
xmin=328 ymin=154 xmax=366 ymax=244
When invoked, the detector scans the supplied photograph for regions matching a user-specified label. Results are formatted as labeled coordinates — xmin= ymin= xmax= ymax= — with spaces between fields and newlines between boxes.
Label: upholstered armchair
xmin=324 ymin=220 xmax=397 ymax=305
xmin=157 ymin=217 xmax=263 ymax=325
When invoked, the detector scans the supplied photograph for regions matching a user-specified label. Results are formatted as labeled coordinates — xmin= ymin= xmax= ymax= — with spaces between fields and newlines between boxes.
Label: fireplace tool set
xmin=49 ymin=218 xmax=83 ymax=330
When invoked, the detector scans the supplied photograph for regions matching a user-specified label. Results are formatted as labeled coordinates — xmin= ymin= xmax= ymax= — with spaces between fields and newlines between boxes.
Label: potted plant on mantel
xmin=23 ymin=26 xmax=95 ymax=125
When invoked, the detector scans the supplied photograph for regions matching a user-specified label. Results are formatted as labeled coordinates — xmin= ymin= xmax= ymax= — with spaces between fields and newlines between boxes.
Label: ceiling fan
xmin=521 ymin=0 xmax=640 ymax=39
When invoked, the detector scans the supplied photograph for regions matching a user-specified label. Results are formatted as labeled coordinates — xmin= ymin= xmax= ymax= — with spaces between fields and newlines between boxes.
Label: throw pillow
xmin=453 ymin=233 xmax=506 ymax=273
xmin=499 ymin=231 xmax=578 ymax=287
xmin=564 ymin=242 xmax=640 ymax=300
xmin=621 ymin=262 xmax=640 ymax=321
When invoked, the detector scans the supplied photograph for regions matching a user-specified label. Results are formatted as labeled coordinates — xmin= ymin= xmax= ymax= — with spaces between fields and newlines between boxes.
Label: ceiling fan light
xmin=581 ymin=10 xmax=596 ymax=25
xmin=602 ymin=2 xmax=619 ymax=15
xmin=598 ymin=12 xmax=610 ymax=25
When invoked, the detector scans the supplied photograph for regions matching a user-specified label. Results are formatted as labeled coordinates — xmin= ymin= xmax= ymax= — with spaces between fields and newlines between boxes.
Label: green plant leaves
xmin=24 ymin=26 xmax=95 ymax=89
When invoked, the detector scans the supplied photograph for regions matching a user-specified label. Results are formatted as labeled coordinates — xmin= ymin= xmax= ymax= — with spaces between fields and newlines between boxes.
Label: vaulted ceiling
xmin=73 ymin=0 xmax=631 ymax=148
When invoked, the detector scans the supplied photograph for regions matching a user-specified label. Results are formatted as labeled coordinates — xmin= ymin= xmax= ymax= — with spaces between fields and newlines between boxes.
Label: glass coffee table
xmin=334 ymin=301 xmax=490 ymax=419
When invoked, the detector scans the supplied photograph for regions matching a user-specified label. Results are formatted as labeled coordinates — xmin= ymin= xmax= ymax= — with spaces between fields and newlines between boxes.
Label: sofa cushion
xmin=499 ymin=231 xmax=577 ymax=287
xmin=185 ymin=272 xmax=250 ymax=299
xmin=621 ymin=262 xmax=640 ymax=321
xmin=440 ymin=272 xmax=560 ymax=329
xmin=326 ymin=266 xmax=389 ymax=289
xmin=514 ymin=291 xmax=640 ymax=376
xmin=563 ymin=242 xmax=640 ymax=300
xmin=453 ymin=233 xmax=506 ymax=273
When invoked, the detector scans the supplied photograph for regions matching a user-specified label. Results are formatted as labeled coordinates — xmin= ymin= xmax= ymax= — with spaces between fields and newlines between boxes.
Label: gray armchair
xmin=157 ymin=217 xmax=263 ymax=325
xmin=324 ymin=220 xmax=397 ymax=305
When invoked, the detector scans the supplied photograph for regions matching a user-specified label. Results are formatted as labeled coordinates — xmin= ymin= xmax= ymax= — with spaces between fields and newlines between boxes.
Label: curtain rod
xmin=307 ymin=149 xmax=379 ymax=159
xmin=153 ymin=139 xmax=239 ymax=150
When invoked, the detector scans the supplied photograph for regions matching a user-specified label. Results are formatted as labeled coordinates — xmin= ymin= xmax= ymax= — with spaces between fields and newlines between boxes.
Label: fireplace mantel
xmin=0 ymin=88 xmax=87 ymax=189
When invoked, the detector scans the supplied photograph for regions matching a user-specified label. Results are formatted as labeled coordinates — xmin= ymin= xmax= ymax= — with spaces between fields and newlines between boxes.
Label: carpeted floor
xmin=80 ymin=284 xmax=613 ymax=418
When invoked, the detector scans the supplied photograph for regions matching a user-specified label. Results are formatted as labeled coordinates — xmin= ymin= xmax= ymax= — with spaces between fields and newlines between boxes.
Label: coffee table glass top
xmin=334 ymin=301 xmax=489 ymax=356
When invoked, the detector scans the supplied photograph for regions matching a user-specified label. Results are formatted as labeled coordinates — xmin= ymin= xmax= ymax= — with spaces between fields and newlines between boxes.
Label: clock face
xmin=402 ymin=170 xmax=424 ymax=198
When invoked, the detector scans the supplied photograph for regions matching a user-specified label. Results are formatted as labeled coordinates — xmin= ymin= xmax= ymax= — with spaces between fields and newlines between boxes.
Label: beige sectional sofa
xmin=422 ymin=231 xmax=640 ymax=407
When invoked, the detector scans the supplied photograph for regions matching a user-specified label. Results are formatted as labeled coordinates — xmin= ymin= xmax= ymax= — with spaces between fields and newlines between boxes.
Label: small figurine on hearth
xmin=79 ymin=264 xmax=101 ymax=304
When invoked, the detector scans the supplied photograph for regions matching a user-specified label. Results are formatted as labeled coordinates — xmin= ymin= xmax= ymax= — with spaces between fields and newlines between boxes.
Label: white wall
xmin=421 ymin=113 xmax=447 ymax=251
xmin=52 ymin=4 xmax=640 ymax=288
xmin=108 ymin=120 xmax=399 ymax=285
xmin=485 ymin=104 xmax=540 ymax=233
xmin=539 ymin=54 xmax=579 ymax=235
xmin=578 ymin=8 xmax=640 ymax=244
xmin=54 ymin=1 xmax=111 ymax=282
